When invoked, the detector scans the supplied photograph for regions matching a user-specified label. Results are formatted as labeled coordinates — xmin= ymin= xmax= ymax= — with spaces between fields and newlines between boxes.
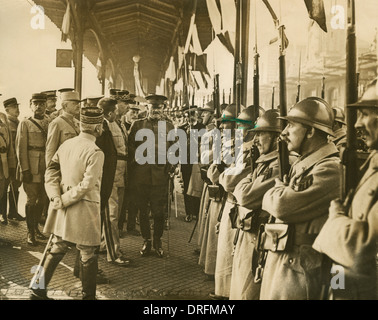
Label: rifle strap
xmin=217 ymin=191 xmax=228 ymax=223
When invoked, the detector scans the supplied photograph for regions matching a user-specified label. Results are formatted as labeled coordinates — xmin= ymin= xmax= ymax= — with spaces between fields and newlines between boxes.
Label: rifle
xmin=296 ymin=52 xmax=302 ymax=103
xmin=271 ymin=87 xmax=275 ymax=109
xmin=213 ymin=74 xmax=220 ymax=121
xmin=321 ymin=76 xmax=325 ymax=100
xmin=277 ymin=137 xmax=290 ymax=181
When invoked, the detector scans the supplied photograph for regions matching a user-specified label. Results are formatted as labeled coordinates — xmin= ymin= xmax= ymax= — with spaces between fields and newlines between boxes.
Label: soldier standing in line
xmin=15 ymin=93 xmax=49 ymax=246
xmin=128 ymin=94 xmax=174 ymax=257
xmin=1 ymin=98 xmax=23 ymax=222
xmin=30 ymin=107 xmax=105 ymax=300
xmin=331 ymin=106 xmax=347 ymax=151
xmin=0 ymin=104 xmax=17 ymax=225
xmin=313 ymin=78 xmax=378 ymax=300
xmin=259 ymin=97 xmax=341 ymax=300
xmin=231 ymin=110 xmax=283 ymax=300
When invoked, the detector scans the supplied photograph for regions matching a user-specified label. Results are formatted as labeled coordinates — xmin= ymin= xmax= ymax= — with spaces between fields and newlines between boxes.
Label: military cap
xmin=31 ymin=93 xmax=47 ymax=101
xmin=3 ymin=97 xmax=20 ymax=108
xmin=83 ymin=95 xmax=104 ymax=108
xmin=145 ymin=94 xmax=167 ymax=104
xmin=58 ymin=88 xmax=74 ymax=93
xmin=41 ymin=90 xmax=57 ymax=98
xmin=80 ymin=107 xmax=104 ymax=124
xmin=61 ymin=91 xmax=81 ymax=102
xmin=109 ymin=89 xmax=120 ymax=99
xmin=116 ymin=90 xmax=130 ymax=101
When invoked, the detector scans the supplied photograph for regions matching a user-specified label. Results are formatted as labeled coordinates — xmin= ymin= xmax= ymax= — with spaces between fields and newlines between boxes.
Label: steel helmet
xmin=236 ymin=106 xmax=257 ymax=124
xmin=348 ymin=77 xmax=378 ymax=108
xmin=250 ymin=109 xmax=281 ymax=133
xmin=279 ymin=97 xmax=335 ymax=136
xmin=219 ymin=103 xmax=238 ymax=121
xmin=332 ymin=107 xmax=346 ymax=125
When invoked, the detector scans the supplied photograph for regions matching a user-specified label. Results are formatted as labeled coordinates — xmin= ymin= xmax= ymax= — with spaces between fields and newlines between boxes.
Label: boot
xmin=0 ymin=191 xmax=8 ymax=225
xmin=140 ymin=239 xmax=151 ymax=257
xmin=30 ymin=252 xmax=65 ymax=300
xmin=25 ymin=205 xmax=37 ymax=246
xmin=80 ymin=256 xmax=98 ymax=300
xmin=73 ymin=249 xmax=81 ymax=279
xmin=153 ymin=239 xmax=164 ymax=258
xmin=34 ymin=204 xmax=47 ymax=239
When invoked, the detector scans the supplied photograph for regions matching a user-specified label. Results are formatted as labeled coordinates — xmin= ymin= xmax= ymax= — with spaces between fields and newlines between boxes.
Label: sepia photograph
xmin=0 ymin=0 xmax=377 ymax=305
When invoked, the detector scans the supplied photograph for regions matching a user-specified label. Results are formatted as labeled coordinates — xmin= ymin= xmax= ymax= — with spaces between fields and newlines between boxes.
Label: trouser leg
xmin=77 ymin=244 xmax=97 ymax=300
xmin=0 ymin=186 xmax=8 ymax=223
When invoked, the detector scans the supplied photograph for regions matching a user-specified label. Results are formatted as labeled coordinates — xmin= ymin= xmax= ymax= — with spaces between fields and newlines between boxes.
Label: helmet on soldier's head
xmin=250 ymin=109 xmax=281 ymax=133
xmin=348 ymin=77 xmax=378 ymax=109
xmin=279 ymin=97 xmax=335 ymax=136
xmin=332 ymin=107 xmax=346 ymax=125
xmin=220 ymin=103 xmax=237 ymax=121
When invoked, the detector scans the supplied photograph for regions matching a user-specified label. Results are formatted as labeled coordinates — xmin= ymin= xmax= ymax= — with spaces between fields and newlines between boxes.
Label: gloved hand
xmin=22 ymin=170 xmax=33 ymax=183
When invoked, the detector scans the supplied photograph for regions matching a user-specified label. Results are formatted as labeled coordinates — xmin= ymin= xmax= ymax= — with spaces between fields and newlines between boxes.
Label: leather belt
xmin=28 ymin=146 xmax=45 ymax=151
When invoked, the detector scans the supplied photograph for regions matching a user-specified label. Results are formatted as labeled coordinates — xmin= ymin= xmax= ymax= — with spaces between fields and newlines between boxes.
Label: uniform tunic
xmin=45 ymin=111 xmax=80 ymax=166
xmin=313 ymin=150 xmax=378 ymax=300
xmin=230 ymin=150 xmax=279 ymax=300
xmin=260 ymin=143 xmax=340 ymax=300
xmin=44 ymin=133 xmax=104 ymax=246
xmin=215 ymin=139 xmax=254 ymax=298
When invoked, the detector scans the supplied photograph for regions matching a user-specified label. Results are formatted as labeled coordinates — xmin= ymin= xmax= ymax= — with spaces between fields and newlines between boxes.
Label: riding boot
xmin=73 ymin=249 xmax=81 ymax=279
xmin=34 ymin=204 xmax=47 ymax=240
xmin=30 ymin=252 xmax=65 ymax=300
xmin=25 ymin=205 xmax=37 ymax=246
xmin=0 ymin=191 xmax=8 ymax=225
xmin=80 ymin=256 xmax=98 ymax=300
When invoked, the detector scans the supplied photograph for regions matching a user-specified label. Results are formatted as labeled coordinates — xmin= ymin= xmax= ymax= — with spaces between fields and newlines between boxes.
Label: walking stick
xmin=29 ymin=233 xmax=54 ymax=289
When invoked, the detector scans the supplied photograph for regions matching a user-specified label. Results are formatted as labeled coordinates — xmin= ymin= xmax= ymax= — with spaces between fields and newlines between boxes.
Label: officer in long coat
xmin=260 ymin=97 xmax=341 ymax=300
xmin=30 ymin=107 xmax=105 ymax=300
xmin=313 ymin=78 xmax=378 ymax=300
xmin=1 ymin=98 xmax=21 ymax=222
xmin=231 ymin=110 xmax=282 ymax=300
xmin=128 ymin=94 xmax=174 ymax=257
xmin=15 ymin=93 xmax=49 ymax=246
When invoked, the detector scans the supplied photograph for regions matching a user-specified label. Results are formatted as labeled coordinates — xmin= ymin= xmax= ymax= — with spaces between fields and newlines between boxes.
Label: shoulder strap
xmin=60 ymin=115 xmax=80 ymax=135
xmin=28 ymin=118 xmax=47 ymax=140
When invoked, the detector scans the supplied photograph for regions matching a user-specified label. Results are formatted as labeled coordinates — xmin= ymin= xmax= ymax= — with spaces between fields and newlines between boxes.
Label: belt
xmin=226 ymin=193 xmax=237 ymax=204
xmin=28 ymin=146 xmax=45 ymax=151
xmin=117 ymin=155 xmax=127 ymax=161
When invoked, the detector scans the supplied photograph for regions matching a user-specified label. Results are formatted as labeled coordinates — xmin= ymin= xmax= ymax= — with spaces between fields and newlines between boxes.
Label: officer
xmin=1 ymin=98 xmax=23 ymax=222
xmin=331 ymin=106 xmax=347 ymax=151
xmin=16 ymin=93 xmax=49 ymax=246
xmin=123 ymin=102 xmax=140 ymax=132
xmin=260 ymin=97 xmax=341 ymax=300
xmin=30 ymin=107 xmax=105 ymax=300
xmin=0 ymin=104 xmax=17 ymax=225
xmin=45 ymin=91 xmax=81 ymax=172
xmin=41 ymin=90 xmax=58 ymax=123
xmin=313 ymin=78 xmax=378 ymax=300
xmin=231 ymin=109 xmax=282 ymax=300
xmin=128 ymin=94 xmax=174 ymax=257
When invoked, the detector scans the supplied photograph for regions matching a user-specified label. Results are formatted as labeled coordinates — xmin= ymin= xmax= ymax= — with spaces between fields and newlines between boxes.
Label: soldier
xmin=97 ymin=98 xmax=130 ymax=266
xmin=15 ymin=93 xmax=49 ymax=246
xmin=211 ymin=106 xmax=256 ymax=300
xmin=123 ymin=103 xmax=140 ymax=132
xmin=331 ymin=106 xmax=347 ymax=151
xmin=30 ymin=107 xmax=105 ymax=300
xmin=128 ymin=94 xmax=174 ymax=257
xmin=199 ymin=104 xmax=237 ymax=285
xmin=41 ymin=90 xmax=58 ymax=123
xmin=313 ymin=78 xmax=378 ymax=300
xmin=259 ymin=97 xmax=341 ymax=300
xmin=231 ymin=110 xmax=282 ymax=300
xmin=45 ymin=91 xmax=81 ymax=166
xmin=1 ymin=98 xmax=23 ymax=222
xmin=0 ymin=105 xmax=17 ymax=225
